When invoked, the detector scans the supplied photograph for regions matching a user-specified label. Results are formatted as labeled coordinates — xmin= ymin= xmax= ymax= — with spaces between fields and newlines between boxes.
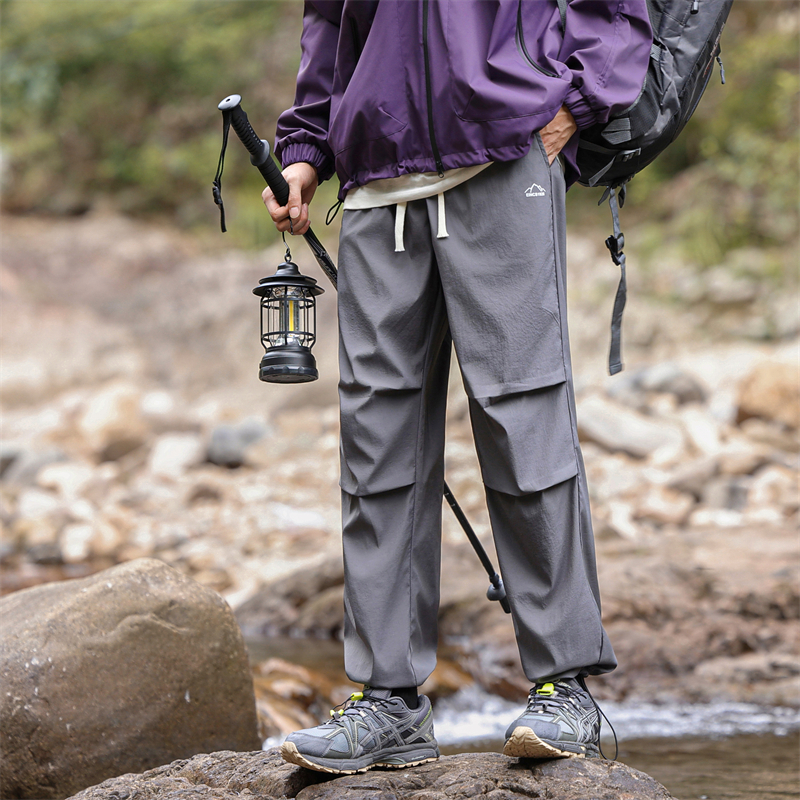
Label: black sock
xmin=390 ymin=686 xmax=419 ymax=709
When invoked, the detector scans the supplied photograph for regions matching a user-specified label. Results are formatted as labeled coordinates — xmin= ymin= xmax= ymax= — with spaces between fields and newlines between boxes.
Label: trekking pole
xmin=443 ymin=483 xmax=510 ymax=613
xmin=215 ymin=94 xmax=510 ymax=615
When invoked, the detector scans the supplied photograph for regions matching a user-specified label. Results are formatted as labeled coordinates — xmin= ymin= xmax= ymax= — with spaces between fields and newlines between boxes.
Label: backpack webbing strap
xmin=578 ymin=140 xmax=642 ymax=186
xmin=602 ymin=186 xmax=627 ymax=375
xmin=555 ymin=0 xmax=568 ymax=30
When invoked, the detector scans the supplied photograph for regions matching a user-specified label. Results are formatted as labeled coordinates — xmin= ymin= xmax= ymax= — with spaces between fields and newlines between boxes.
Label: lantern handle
xmin=217 ymin=94 xmax=338 ymax=289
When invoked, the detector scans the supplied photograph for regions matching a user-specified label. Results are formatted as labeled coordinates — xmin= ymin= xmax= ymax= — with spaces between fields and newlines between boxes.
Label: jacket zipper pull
xmin=691 ymin=0 xmax=700 ymax=13
xmin=716 ymin=54 xmax=726 ymax=84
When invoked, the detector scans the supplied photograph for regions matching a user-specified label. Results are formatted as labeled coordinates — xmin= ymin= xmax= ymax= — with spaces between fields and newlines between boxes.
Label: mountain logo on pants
xmin=525 ymin=183 xmax=546 ymax=197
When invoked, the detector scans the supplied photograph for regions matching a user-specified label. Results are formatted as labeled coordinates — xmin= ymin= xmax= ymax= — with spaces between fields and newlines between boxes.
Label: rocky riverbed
xmin=1 ymin=212 xmax=798 ymax=744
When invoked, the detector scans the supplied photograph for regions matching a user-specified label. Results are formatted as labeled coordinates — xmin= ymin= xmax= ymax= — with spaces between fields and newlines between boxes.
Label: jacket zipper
xmin=516 ymin=0 xmax=559 ymax=79
xmin=422 ymin=0 xmax=445 ymax=176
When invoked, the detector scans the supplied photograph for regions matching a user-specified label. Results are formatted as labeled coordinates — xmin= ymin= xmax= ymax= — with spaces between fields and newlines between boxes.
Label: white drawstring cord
xmin=437 ymin=192 xmax=449 ymax=239
xmin=394 ymin=201 xmax=407 ymax=252
xmin=394 ymin=193 xmax=449 ymax=252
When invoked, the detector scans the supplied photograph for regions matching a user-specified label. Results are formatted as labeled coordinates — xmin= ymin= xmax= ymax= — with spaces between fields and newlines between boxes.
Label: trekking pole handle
xmin=217 ymin=94 xmax=338 ymax=288
xmin=218 ymin=94 xmax=290 ymax=206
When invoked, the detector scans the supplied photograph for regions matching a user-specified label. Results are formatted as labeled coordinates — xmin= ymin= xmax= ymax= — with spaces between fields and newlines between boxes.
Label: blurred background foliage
xmin=1 ymin=0 xmax=798 ymax=273
xmin=626 ymin=0 xmax=800 ymax=280
xmin=0 ymin=0 xmax=305 ymax=246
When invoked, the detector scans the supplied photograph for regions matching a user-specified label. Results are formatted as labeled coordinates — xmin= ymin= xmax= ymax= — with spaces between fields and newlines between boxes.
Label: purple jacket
xmin=276 ymin=0 xmax=652 ymax=194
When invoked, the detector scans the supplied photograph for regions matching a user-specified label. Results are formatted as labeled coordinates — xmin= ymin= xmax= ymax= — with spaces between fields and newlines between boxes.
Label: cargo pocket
xmin=469 ymin=380 xmax=579 ymax=496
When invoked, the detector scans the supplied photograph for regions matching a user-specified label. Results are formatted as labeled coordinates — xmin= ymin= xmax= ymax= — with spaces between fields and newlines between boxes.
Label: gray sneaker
xmin=280 ymin=688 xmax=440 ymax=774
xmin=503 ymin=679 xmax=600 ymax=759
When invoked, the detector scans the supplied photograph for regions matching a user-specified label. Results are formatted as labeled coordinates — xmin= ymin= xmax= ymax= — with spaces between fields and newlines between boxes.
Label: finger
xmin=284 ymin=203 xmax=310 ymax=236
xmin=262 ymin=187 xmax=286 ymax=223
xmin=292 ymin=217 xmax=311 ymax=236
xmin=542 ymin=132 xmax=563 ymax=164
xmin=285 ymin=207 xmax=310 ymax=236
xmin=277 ymin=219 xmax=309 ymax=235
xmin=296 ymin=202 xmax=310 ymax=231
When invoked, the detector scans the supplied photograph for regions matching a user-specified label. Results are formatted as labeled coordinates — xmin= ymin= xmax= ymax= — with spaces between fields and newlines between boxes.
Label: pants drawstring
xmin=394 ymin=202 xmax=407 ymax=252
xmin=393 ymin=193 xmax=449 ymax=253
xmin=437 ymin=192 xmax=448 ymax=239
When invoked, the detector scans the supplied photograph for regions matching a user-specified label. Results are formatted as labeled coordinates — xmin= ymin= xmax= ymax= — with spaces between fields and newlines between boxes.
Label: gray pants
xmin=337 ymin=138 xmax=617 ymax=689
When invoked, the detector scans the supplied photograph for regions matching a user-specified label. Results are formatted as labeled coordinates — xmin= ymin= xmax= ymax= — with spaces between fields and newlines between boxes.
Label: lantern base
xmin=259 ymin=346 xmax=319 ymax=384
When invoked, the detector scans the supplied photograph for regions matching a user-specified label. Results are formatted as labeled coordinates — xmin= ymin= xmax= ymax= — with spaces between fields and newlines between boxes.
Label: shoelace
xmin=326 ymin=691 xmax=396 ymax=723
xmin=524 ymin=683 xmax=588 ymax=724
xmin=576 ymin=676 xmax=619 ymax=761
xmin=528 ymin=679 xmax=619 ymax=761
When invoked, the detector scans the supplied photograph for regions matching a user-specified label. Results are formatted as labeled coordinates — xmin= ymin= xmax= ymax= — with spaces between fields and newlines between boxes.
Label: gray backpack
xmin=557 ymin=0 xmax=733 ymax=373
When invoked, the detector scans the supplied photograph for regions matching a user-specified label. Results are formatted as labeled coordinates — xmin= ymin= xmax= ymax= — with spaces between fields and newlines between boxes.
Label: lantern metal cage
xmin=253 ymin=259 xmax=324 ymax=384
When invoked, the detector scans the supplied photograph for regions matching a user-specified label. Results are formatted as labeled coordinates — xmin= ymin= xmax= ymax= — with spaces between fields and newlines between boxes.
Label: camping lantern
xmin=253 ymin=258 xmax=324 ymax=383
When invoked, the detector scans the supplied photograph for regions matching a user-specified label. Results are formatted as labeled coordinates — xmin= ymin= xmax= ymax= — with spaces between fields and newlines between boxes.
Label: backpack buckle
xmin=620 ymin=148 xmax=641 ymax=162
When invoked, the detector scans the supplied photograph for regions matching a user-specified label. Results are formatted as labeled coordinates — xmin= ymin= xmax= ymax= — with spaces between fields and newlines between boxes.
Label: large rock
xmin=0 ymin=558 xmax=260 ymax=800
xmin=77 ymin=381 xmax=148 ymax=461
xmin=577 ymin=395 xmax=685 ymax=459
xmin=65 ymin=749 xmax=675 ymax=800
xmin=235 ymin=556 xmax=345 ymax=638
xmin=737 ymin=360 xmax=800 ymax=430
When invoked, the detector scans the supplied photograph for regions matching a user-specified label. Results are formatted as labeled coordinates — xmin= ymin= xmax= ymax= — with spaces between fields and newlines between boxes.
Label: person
xmin=263 ymin=0 xmax=652 ymax=775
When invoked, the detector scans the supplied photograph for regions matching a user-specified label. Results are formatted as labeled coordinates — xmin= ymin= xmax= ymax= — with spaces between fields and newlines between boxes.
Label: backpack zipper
xmin=422 ymin=0 xmax=445 ymax=176
xmin=516 ymin=0 xmax=559 ymax=79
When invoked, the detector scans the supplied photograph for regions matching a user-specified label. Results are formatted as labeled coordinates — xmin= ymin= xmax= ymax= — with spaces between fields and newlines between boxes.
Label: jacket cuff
xmin=279 ymin=143 xmax=335 ymax=183
xmin=562 ymin=87 xmax=602 ymax=130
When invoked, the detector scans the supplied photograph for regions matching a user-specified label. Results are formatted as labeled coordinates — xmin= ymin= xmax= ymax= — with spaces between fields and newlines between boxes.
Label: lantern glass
xmin=260 ymin=285 xmax=316 ymax=351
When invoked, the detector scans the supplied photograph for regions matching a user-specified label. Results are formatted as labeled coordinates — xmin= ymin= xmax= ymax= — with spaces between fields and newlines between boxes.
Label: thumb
xmin=287 ymin=179 xmax=302 ymax=221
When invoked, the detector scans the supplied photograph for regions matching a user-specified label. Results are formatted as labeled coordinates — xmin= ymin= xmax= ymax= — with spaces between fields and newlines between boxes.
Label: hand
xmin=262 ymin=162 xmax=319 ymax=235
xmin=539 ymin=105 xmax=577 ymax=164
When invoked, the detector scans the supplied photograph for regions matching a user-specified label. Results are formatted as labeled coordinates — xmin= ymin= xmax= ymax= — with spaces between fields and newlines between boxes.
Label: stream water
xmin=248 ymin=637 xmax=800 ymax=800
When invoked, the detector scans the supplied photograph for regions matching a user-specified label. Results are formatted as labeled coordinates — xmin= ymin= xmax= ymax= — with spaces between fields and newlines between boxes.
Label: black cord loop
xmin=326 ymin=199 xmax=343 ymax=226
xmin=212 ymin=109 xmax=231 ymax=233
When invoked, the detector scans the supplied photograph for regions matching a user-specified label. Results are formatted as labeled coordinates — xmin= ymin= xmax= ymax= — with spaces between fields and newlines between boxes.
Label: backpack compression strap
xmin=600 ymin=184 xmax=627 ymax=375
xmin=556 ymin=0 xmax=631 ymax=374
xmin=555 ymin=0 xmax=568 ymax=30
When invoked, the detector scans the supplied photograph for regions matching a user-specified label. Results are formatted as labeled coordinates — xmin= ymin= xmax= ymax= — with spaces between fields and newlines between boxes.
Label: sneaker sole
xmin=280 ymin=741 xmax=440 ymax=775
xmin=503 ymin=726 xmax=596 ymax=759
